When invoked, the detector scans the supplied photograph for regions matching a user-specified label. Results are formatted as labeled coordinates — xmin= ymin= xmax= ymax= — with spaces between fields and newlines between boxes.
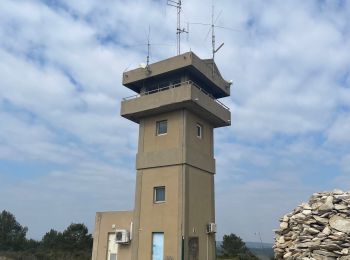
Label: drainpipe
xmin=207 ymin=233 xmax=209 ymax=260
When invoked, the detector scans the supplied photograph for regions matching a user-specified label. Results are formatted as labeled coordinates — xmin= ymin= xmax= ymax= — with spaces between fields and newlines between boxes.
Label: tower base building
xmin=92 ymin=52 xmax=231 ymax=260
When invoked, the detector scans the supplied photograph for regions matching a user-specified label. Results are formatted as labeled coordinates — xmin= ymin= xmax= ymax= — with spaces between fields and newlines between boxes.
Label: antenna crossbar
xmin=167 ymin=0 xmax=179 ymax=7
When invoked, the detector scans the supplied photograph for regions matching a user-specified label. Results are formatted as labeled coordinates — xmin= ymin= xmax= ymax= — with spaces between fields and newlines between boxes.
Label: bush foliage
xmin=0 ymin=210 xmax=92 ymax=260
xmin=218 ymin=233 xmax=259 ymax=260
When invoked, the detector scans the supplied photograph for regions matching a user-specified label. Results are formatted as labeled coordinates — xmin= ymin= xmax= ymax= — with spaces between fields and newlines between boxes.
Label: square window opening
xmin=154 ymin=186 xmax=166 ymax=203
xmin=156 ymin=120 xmax=168 ymax=135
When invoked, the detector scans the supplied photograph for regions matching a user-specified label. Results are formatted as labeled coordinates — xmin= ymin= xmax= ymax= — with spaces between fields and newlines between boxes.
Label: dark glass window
xmin=156 ymin=120 xmax=168 ymax=135
xmin=154 ymin=186 xmax=166 ymax=203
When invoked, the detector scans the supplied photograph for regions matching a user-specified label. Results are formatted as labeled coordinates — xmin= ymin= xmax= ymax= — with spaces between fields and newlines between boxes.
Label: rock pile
xmin=274 ymin=190 xmax=350 ymax=260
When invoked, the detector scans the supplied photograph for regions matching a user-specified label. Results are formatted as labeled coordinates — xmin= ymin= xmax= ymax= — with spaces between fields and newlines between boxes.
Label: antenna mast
xmin=167 ymin=0 xmax=188 ymax=55
xmin=210 ymin=4 xmax=224 ymax=77
xmin=147 ymin=26 xmax=150 ymax=66
xmin=211 ymin=5 xmax=215 ymax=61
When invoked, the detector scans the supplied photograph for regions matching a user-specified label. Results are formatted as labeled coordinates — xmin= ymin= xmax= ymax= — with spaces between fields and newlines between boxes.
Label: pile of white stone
xmin=274 ymin=190 xmax=350 ymax=260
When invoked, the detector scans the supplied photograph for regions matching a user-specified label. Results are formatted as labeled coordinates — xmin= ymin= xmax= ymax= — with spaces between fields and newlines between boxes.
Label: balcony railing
xmin=122 ymin=80 xmax=230 ymax=111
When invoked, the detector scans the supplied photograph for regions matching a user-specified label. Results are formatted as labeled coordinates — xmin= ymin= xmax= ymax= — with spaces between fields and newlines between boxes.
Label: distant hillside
xmin=245 ymin=242 xmax=273 ymax=249
xmin=217 ymin=241 xmax=274 ymax=260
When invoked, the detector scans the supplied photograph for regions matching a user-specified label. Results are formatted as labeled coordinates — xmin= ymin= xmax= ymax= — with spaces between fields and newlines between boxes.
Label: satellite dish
xmin=139 ymin=63 xmax=147 ymax=69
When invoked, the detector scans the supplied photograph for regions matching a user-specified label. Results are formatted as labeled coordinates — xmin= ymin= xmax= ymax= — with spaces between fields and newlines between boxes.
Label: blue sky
xmin=1 ymin=0 xmax=350 ymax=244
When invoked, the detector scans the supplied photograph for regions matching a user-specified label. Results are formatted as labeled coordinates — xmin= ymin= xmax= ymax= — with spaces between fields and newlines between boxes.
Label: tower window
xmin=154 ymin=186 xmax=166 ymax=203
xmin=196 ymin=124 xmax=202 ymax=139
xmin=156 ymin=120 xmax=168 ymax=135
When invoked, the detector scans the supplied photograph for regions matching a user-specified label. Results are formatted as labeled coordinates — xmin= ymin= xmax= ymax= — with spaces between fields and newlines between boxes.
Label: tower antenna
xmin=167 ymin=0 xmax=188 ymax=55
xmin=146 ymin=25 xmax=151 ymax=67
xmin=211 ymin=4 xmax=224 ymax=77
xmin=188 ymin=3 xmax=236 ymax=77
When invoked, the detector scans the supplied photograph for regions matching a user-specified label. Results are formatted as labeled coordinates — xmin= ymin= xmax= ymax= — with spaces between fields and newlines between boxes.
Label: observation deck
xmin=121 ymin=52 xmax=231 ymax=128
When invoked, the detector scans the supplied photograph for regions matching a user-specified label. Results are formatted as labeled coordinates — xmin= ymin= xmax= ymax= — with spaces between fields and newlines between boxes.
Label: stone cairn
xmin=274 ymin=190 xmax=350 ymax=260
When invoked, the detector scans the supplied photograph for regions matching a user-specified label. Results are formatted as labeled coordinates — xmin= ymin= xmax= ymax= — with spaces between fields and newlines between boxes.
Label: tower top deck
xmin=122 ymin=52 xmax=231 ymax=98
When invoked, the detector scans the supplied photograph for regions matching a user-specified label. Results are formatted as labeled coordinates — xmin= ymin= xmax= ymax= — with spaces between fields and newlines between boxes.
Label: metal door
xmin=107 ymin=233 xmax=118 ymax=260
xmin=152 ymin=232 xmax=164 ymax=260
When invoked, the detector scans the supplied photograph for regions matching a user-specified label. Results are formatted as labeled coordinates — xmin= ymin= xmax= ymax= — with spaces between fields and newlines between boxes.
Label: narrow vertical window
xmin=156 ymin=120 xmax=168 ymax=135
xmin=154 ymin=186 xmax=166 ymax=203
xmin=196 ymin=123 xmax=202 ymax=139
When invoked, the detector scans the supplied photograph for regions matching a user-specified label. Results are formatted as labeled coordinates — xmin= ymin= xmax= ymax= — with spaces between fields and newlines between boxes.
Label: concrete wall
xmin=92 ymin=211 xmax=133 ymax=260
xmin=185 ymin=166 xmax=216 ymax=260
xmin=142 ymin=111 xmax=183 ymax=154
xmin=131 ymin=109 xmax=216 ymax=260
xmin=184 ymin=111 xmax=215 ymax=173
xmin=136 ymin=110 xmax=184 ymax=170
xmin=136 ymin=110 xmax=215 ymax=173
xmin=132 ymin=166 xmax=183 ymax=260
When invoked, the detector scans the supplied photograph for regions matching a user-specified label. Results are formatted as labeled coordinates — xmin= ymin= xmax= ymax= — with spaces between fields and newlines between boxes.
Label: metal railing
xmin=122 ymin=80 xmax=230 ymax=111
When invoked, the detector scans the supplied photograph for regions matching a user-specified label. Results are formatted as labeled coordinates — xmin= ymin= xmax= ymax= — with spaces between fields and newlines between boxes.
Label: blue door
xmin=152 ymin=233 xmax=164 ymax=260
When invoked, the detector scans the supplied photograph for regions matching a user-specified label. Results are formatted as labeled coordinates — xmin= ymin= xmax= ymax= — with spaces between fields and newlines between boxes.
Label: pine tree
xmin=220 ymin=233 xmax=259 ymax=260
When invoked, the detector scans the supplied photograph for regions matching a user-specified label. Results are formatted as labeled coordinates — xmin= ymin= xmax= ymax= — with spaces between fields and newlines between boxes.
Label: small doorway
xmin=188 ymin=237 xmax=199 ymax=260
xmin=107 ymin=233 xmax=118 ymax=260
xmin=152 ymin=232 xmax=164 ymax=260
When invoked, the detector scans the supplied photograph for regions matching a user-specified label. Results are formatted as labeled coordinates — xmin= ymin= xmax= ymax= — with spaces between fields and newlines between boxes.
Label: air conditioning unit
xmin=207 ymin=223 xmax=217 ymax=234
xmin=115 ymin=230 xmax=130 ymax=244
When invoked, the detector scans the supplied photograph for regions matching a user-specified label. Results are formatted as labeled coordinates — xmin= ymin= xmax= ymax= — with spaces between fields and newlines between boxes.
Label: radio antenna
xmin=211 ymin=5 xmax=224 ymax=76
xmin=188 ymin=2 xmax=239 ymax=77
xmin=167 ymin=0 xmax=188 ymax=55
xmin=146 ymin=25 xmax=151 ymax=66
xmin=120 ymin=27 xmax=175 ymax=72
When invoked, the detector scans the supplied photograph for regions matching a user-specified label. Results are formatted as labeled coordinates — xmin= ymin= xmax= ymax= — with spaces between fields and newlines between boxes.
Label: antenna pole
xmin=211 ymin=4 xmax=215 ymax=76
xmin=210 ymin=2 xmax=224 ymax=77
xmin=147 ymin=26 xmax=150 ymax=66
xmin=167 ymin=0 xmax=187 ymax=55
xmin=177 ymin=0 xmax=181 ymax=55
xmin=212 ymin=5 xmax=215 ymax=61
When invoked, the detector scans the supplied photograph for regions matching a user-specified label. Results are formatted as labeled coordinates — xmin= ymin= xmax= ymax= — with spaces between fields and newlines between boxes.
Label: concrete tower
xmin=121 ymin=52 xmax=231 ymax=260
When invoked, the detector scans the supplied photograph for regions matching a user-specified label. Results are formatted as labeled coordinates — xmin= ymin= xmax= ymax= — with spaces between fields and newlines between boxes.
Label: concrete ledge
xmin=121 ymin=83 xmax=231 ymax=128
xmin=122 ymin=52 xmax=230 ymax=98
xmin=136 ymin=150 xmax=215 ymax=173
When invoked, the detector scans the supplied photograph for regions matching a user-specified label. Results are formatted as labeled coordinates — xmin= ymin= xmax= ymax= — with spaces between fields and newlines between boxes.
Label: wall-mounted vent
xmin=206 ymin=223 xmax=217 ymax=234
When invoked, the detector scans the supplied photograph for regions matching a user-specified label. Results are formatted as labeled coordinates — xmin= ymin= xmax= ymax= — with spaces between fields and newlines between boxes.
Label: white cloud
xmin=327 ymin=113 xmax=350 ymax=144
xmin=0 ymin=161 xmax=135 ymax=238
xmin=340 ymin=154 xmax=350 ymax=174
xmin=215 ymin=169 xmax=312 ymax=242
